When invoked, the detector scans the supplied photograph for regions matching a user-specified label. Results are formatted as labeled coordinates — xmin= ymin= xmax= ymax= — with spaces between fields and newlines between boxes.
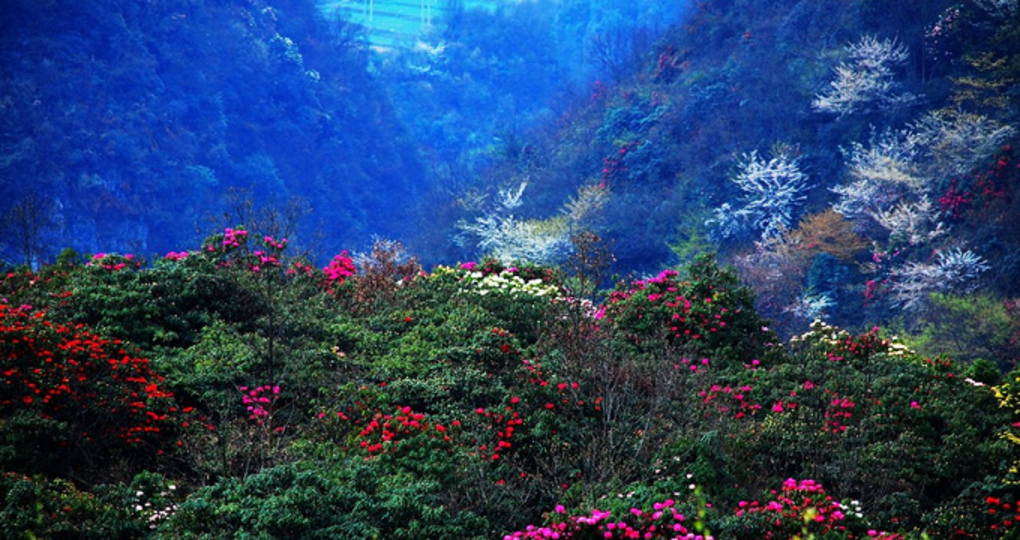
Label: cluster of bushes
xmin=2 ymin=228 xmax=1019 ymax=538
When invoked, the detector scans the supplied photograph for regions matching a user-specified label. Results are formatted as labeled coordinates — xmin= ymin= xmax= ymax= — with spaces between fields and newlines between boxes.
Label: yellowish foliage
xmin=787 ymin=210 xmax=869 ymax=264
xmin=952 ymin=52 xmax=1017 ymax=111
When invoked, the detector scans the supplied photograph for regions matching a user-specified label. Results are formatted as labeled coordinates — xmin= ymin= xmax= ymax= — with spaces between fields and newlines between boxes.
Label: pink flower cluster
xmin=222 ymin=227 xmax=248 ymax=248
xmin=85 ymin=253 xmax=137 ymax=272
xmin=263 ymin=236 xmax=287 ymax=250
xmin=323 ymin=252 xmax=356 ymax=285
xmin=250 ymin=251 xmax=279 ymax=272
xmin=164 ymin=251 xmax=190 ymax=261
xmin=240 ymin=384 xmax=280 ymax=425
xmin=699 ymin=383 xmax=761 ymax=419
xmin=503 ymin=498 xmax=711 ymax=540
xmin=824 ymin=397 xmax=855 ymax=433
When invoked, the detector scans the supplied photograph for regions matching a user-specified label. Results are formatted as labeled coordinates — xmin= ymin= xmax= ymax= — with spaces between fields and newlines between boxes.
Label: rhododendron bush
xmin=1 ymin=235 xmax=1019 ymax=539
xmin=0 ymin=304 xmax=181 ymax=476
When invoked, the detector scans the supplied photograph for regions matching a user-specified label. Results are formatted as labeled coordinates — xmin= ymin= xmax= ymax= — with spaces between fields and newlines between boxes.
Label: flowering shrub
xmin=733 ymin=478 xmax=903 ymax=540
xmin=712 ymin=148 xmax=812 ymax=240
xmin=503 ymin=498 xmax=711 ymax=540
xmin=600 ymin=255 xmax=773 ymax=364
xmin=789 ymin=320 xmax=910 ymax=363
xmin=240 ymin=384 xmax=280 ymax=425
xmin=459 ymin=269 xmax=563 ymax=299
xmin=0 ymin=471 xmax=151 ymax=539
xmin=322 ymin=251 xmax=356 ymax=293
xmin=350 ymin=405 xmax=456 ymax=459
xmin=699 ymin=382 xmax=762 ymax=419
xmin=812 ymin=36 xmax=914 ymax=116
xmin=85 ymin=252 xmax=142 ymax=272
xmin=0 ymin=304 xmax=180 ymax=474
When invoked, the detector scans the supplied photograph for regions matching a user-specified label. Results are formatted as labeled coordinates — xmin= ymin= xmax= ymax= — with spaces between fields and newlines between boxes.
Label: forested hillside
xmin=441 ymin=0 xmax=1020 ymax=345
xmin=1 ymin=0 xmax=423 ymax=262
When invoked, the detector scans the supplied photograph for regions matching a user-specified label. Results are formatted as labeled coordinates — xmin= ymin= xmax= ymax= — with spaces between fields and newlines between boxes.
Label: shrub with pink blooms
xmin=503 ymin=498 xmax=712 ymax=540
xmin=601 ymin=255 xmax=776 ymax=366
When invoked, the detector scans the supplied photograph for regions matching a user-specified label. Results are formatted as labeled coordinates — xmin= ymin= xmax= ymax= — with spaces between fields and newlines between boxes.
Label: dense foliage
xmin=0 ymin=0 xmax=423 ymax=261
xmin=1 ymin=232 xmax=1019 ymax=538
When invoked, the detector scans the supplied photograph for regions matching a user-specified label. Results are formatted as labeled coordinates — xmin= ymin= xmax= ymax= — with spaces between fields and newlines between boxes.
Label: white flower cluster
xmin=134 ymin=485 xmax=178 ymax=530
xmin=708 ymin=148 xmax=811 ymax=241
xmin=845 ymin=499 xmax=865 ymax=519
xmin=890 ymin=248 xmax=989 ymax=311
xmin=791 ymin=319 xmax=849 ymax=345
xmin=460 ymin=271 xmax=561 ymax=300
xmin=813 ymin=35 xmax=915 ymax=116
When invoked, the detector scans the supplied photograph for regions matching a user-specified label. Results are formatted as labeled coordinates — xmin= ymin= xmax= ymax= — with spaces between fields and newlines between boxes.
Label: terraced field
xmin=318 ymin=0 xmax=504 ymax=51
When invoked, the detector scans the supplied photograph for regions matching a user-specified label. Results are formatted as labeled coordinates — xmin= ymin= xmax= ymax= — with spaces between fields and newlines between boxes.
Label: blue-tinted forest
xmin=2 ymin=0 xmax=1020 ymax=538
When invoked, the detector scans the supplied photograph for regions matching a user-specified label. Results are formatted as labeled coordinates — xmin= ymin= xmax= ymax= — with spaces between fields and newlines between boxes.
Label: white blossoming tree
xmin=709 ymin=148 xmax=811 ymax=241
xmin=813 ymin=35 xmax=916 ymax=116
xmin=457 ymin=182 xmax=608 ymax=265
xmin=889 ymin=248 xmax=990 ymax=311
xmin=910 ymin=109 xmax=1016 ymax=181
xmin=831 ymin=130 xmax=923 ymax=228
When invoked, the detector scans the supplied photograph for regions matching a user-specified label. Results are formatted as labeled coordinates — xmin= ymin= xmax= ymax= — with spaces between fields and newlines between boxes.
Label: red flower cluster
xmin=347 ymin=405 xmax=454 ymax=459
xmin=986 ymin=496 xmax=1020 ymax=533
xmin=474 ymin=402 xmax=523 ymax=461
xmin=0 ymin=305 xmax=178 ymax=448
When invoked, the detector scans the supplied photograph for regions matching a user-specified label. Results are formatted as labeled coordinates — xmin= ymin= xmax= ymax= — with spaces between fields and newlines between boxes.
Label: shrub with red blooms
xmin=322 ymin=404 xmax=458 ymax=460
xmin=733 ymin=478 xmax=903 ymax=540
xmin=600 ymin=255 xmax=773 ymax=365
xmin=0 ymin=304 xmax=180 ymax=467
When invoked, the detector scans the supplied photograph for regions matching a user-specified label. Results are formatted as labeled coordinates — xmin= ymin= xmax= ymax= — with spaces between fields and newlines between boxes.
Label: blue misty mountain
xmin=0 ymin=0 xmax=424 ymax=262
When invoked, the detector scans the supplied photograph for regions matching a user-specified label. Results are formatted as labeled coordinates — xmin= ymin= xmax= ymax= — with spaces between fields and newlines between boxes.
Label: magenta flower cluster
xmin=735 ymin=478 xmax=903 ymax=539
xmin=222 ymin=227 xmax=248 ymax=248
xmin=323 ymin=251 xmax=356 ymax=284
xmin=503 ymin=498 xmax=711 ymax=540
xmin=163 ymin=251 xmax=189 ymax=261
xmin=251 ymin=236 xmax=288 ymax=272
xmin=602 ymin=268 xmax=732 ymax=343
xmin=240 ymin=384 xmax=280 ymax=425
xmin=85 ymin=253 xmax=138 ymax=272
